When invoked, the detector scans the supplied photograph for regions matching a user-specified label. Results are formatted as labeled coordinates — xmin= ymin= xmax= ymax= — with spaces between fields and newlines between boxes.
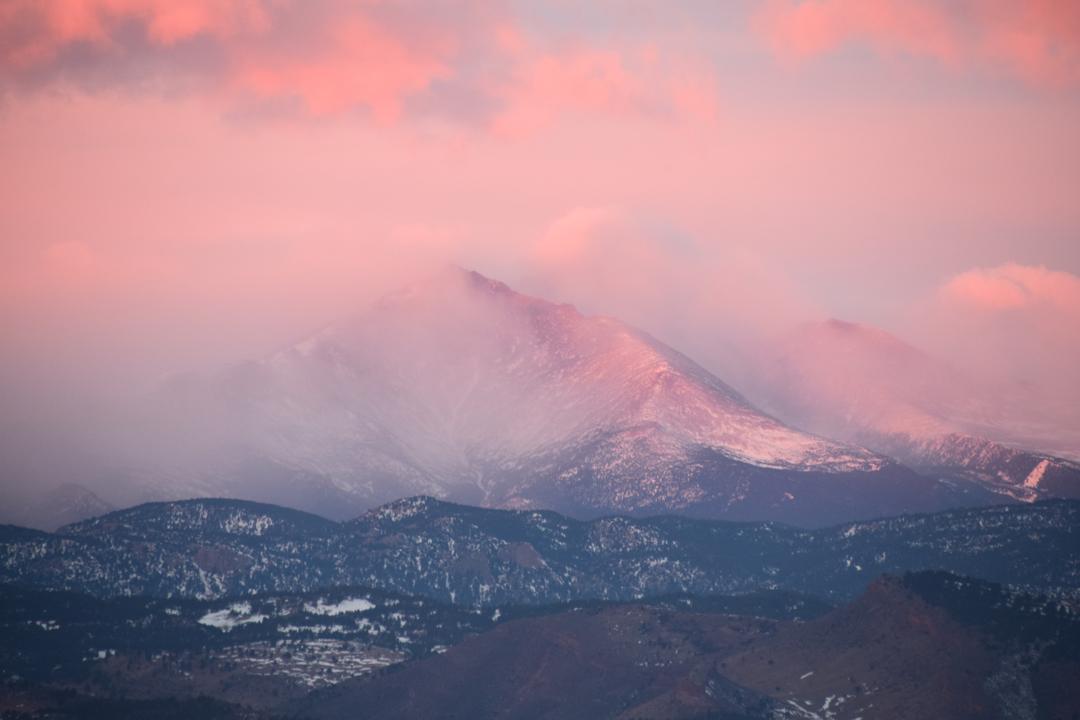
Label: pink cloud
xmin=230 ymin=12 xmax=457 ymax=122
xmin=756 ymin=0 xmax=960 ymax=65
xmin=942 ymin=263 xmax=1080 ymax=311
xmin=491 ymin=42 xmax=716 ymax=136
xmin=756 ymin=0 xmax=1080 ymax=86
xmin=0 ymin=0 xmax=273 ymax=65
xmin=902 ymin=264 xmax=1080 ymax=396
xmin=0 ymin=0 xmax=717 ymax=129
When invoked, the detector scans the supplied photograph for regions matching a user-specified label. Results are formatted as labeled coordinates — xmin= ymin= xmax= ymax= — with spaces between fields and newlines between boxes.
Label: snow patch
xmin=280 ymin=624 xmax=348 ymax=634
xmin=1024 ymin=460 xmax=1050 ymax=489
xmin=198 ymin=602 xmax=267 ymax=630
xmin=305 ymin=598 xmax=376 ymax=616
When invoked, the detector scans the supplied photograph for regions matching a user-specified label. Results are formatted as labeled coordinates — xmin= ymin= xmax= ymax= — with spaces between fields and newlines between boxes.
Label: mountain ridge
xmin=744 ymin=318 xmax=1080 ymax=503
xmin=3 ymin=495 xmax=1076 ymax=605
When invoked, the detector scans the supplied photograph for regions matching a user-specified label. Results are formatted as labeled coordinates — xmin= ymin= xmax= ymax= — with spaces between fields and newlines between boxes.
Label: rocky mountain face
xmin=744 ymin=319 xmax=1080 ymax=502
xmin=3 ymin=497 xmax=1077 ymax=605
xmin=870 ymin=432 xmax=1080 ymax=502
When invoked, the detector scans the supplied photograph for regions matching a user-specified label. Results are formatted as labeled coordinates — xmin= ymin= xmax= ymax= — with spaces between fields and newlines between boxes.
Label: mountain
xmin=0 ymin=580 xmax=495 ymax=693
xmin=288 ymin=602 xmax=786 ymax=720
xmin=287 ymin=572 xmax=1080 ymax=720
xmin=6 ymin=571 xmax=1074 ymax=720
xmin=0 ymin=580 xmax=828 ymax=704
xmin=715 ymin=572 xmax=1080 ymax=720
xmin=744 ymin=319 xmax=1080 ymax=502
xmin=0 ymin=483 xmax=116 ymax=532
xmin=89 ymin=268 xmax=983 ymax=528
xmin=3 ymin=497 xmax=1077 ymax=604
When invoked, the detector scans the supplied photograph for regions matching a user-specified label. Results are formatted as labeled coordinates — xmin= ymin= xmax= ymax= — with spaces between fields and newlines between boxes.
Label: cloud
xmin=0 ymin=0 xmax=271 ymax=62
xmin=521 ymin=207 xmax=818 ymax=382
xmin=0 ymin=0 xmax=717 ymax=128
xmin=755 ymin=0 xmax=1080 ymax=86
xmin=941 ymin=263 xmax=1080 ymax=311
xmin=490 ymin=41 xmax=717 ymax=135
xmin=902 ymin=263 xmax=1080 ymax=395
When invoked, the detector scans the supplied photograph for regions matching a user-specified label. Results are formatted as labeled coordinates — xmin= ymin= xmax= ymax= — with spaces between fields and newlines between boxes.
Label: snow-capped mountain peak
xmin=91 ymin=268 xmax=967 ymax=526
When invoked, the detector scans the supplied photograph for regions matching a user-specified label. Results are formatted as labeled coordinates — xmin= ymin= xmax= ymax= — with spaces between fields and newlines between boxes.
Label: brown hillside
xmin=290 ymin=576 xmax=1071 ymax=720
xmin=721 ymin=575 xmax=1000 ymax=719
xmin=289 ymin=605 xmax=783 ymax=720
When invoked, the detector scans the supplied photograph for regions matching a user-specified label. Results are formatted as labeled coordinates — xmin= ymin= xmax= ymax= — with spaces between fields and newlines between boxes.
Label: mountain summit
xmin=101 ymin=268 xmax=968 ymax=526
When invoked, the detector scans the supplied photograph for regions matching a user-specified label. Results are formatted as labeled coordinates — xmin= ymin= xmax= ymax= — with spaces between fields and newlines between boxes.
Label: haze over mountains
xmin=17 ymin=267 xmax=1012 ymax=527
xmin=1 ymin=266 xmax=1077 ymax=530
xmin=742 ymin=319 xmax=1080 ymax=500
xmin=751 ymin=318 xmax=1080 ymax=456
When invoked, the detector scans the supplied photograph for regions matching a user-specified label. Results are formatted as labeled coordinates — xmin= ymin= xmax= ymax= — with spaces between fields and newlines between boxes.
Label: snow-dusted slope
xmin=744 ymin=319 xmax=1080 ymax=502
xmin=107 ymin=270 xmax=969 ymax=526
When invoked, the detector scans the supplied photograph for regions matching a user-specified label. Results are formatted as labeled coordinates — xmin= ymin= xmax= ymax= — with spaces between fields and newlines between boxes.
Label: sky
xmin=1 ymin=0 xmax=1079 ymax=419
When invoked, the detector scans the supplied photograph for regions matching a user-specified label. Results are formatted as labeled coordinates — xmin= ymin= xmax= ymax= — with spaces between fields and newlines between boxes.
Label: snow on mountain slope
xmin=743 ymin=319 xmax=1080 ymax=502
xmin=271 ymin=271 xmax=879 ymax=470
xmin=98 ymin=269 xmax=969 ymax=526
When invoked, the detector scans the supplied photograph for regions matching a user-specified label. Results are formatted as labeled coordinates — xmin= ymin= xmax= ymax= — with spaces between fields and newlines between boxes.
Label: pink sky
xmin=1 ymin=0 xmax=1078 ymax=406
